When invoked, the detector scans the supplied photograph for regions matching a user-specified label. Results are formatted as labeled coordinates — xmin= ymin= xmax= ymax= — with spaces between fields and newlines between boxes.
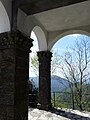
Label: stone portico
xmin=0 ymin=0 xmax=90 ymax=120
xmin=0 ymin=31 xmax=33 ymax=119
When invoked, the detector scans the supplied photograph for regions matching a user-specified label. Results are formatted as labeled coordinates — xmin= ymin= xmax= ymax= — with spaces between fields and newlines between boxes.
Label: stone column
xmin=0 ymin=31 xmax=33 ymax=120
xmin=37 ymin=51 xmax=52 ymax=111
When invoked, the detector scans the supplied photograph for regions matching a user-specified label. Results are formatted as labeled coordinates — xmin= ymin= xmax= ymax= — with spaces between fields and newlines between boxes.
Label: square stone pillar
xmin=0 ymin=31 xmax=33 ymax=120
xmin=37 ymin=51 xmax=52 ymax=111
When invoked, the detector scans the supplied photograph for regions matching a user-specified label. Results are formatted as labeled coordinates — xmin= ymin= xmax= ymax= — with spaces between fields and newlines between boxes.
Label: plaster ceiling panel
xmin=33 ymin=1 xmax=90 ymax=31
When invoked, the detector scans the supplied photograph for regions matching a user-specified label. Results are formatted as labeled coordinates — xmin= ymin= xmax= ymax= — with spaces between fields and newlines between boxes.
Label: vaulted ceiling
xmin=11 ymin=0 xmax=90 ymax=36
xmin=15 ymin=0 xmax=90 ymax=50
xmin=33 ymin=1 xmax=90 ymax=31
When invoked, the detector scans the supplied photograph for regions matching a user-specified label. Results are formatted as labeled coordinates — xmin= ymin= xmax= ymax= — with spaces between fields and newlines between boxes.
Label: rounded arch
xmin=49 ymin=30 xmax=90 ymax=50
xmin=31 ymin=26 xmax=47 ymax=51
xmin=0 ymin=1 xmax=10 ymax=33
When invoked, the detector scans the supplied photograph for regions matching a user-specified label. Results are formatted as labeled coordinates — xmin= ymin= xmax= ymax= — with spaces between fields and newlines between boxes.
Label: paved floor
xmin=28 ymin=108 xmax=90 ymax=120
xmin=28 ymin=108 xmax=69 ymax=120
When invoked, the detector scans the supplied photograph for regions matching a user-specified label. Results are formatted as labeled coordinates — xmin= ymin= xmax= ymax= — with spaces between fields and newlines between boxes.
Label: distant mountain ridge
xmin=29 ymin=75 xmax=69 ymax=92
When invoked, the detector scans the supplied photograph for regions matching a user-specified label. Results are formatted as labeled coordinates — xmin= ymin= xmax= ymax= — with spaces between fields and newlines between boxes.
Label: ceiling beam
xmin=16 ymin=0 xmax=88 ymax=15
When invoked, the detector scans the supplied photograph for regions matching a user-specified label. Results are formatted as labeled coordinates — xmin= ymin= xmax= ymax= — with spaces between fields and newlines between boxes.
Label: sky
xmin=29 ymin=31 xmax=39 ymax=77
xmin=29 ymin=32 xmax=90 ymax=77
xmin=30 ymin=31 xmax=39 ymax=53
xmin=52 ymin=34 xmax=85 ymax=55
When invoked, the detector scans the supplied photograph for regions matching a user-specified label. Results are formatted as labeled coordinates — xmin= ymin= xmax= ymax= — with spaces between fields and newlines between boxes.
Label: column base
xmin=37 ymin=103 xmax=52 ymax=111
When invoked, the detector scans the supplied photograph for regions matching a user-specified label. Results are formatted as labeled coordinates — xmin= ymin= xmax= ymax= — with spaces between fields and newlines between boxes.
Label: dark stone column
xmin=0 ymin=31 xmax=33 ymax=120
xmin=37 ymin=51 xmax=52 ymax=111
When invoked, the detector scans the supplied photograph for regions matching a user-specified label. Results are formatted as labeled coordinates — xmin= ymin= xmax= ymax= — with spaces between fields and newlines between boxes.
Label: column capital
xmin=0 ymin=31 xmax=33 ymax=52
xmin=37 ymin=51 xmax=52 ymax=61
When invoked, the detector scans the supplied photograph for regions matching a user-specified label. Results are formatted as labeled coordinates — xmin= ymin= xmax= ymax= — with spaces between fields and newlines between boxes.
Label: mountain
xmin=29 ymin=75 xmax=70 ymax=92
xmin=51 ymin=75 xmax=69 ymax=92
xmin=30 ymin=77 xmax=39 ymax=88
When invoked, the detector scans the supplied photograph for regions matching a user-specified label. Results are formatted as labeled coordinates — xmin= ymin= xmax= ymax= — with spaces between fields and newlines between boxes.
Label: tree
xmin=30 ymin=51 xmax=61 ymax=76
xmin=60 ymin=36 xmax=90 ymax=110
xmin=51 ymin=50 xmax=61 ymax=75
xmin=30 ymin=53 xmax=39 ymax=76
xmin=30 ymin=36 xmax=90 ymax=111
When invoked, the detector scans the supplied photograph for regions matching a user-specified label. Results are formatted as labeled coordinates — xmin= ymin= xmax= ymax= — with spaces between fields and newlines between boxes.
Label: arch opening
xmin=28 ymin=26 xmax=48 ymax=109
xmin=29 ymin=31 xmax=39 ymax=77
xmin=49 ymin=30 xmax=90 ymax=50
xmin=28 ymin=30 xmax=39 ymax=109
xmin=32 ymin=26 xmax=47 ymax=51
xmin=51 ymin=34 xmax=90 ymax=111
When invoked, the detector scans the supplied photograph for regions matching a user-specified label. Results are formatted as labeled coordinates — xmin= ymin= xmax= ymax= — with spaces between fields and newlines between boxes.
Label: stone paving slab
xmin=52 ymin=108 xmax=90 ymax=120
xmin=28 ymin=108 xmax=69 ymax=120
xmin=28 ymin=108 xmax=90 ymax=120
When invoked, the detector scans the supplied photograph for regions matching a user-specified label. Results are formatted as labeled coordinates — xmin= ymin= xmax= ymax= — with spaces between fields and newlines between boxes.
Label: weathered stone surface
xmin=0 ymin=31 xmax=33 ymax=52
xmin=29 ymin=108 xmax=90 ymax=120
xmin=37 ymin=51 xmax=52 ymax=110
xmin=0 ymin=105 xmax=14 ymax=119
xmin=0 ymin=31 xmax=33 ymax=120
xmin=29 ymin=108 xmax=69 ymax=120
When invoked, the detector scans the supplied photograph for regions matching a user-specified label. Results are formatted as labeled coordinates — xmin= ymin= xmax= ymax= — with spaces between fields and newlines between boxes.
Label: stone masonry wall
xmin=0 ymin=48 xmax=15 ymax=120
xmin=0 ymin=31 xmax=33 ymax=120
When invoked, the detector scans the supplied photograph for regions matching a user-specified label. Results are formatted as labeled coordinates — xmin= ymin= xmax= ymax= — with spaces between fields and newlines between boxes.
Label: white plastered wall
xmin=32 ymin=26 xmax=47 ymax=51
xmin=0 ymin=0 xmax=11 ymax=23
xmin=48 ymin=29 xmax=90 ymax=50
xmin=17 ymin=9 xmax=48 ymax=51
xmin=0 ymin=0 xmax=11 ymax=33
